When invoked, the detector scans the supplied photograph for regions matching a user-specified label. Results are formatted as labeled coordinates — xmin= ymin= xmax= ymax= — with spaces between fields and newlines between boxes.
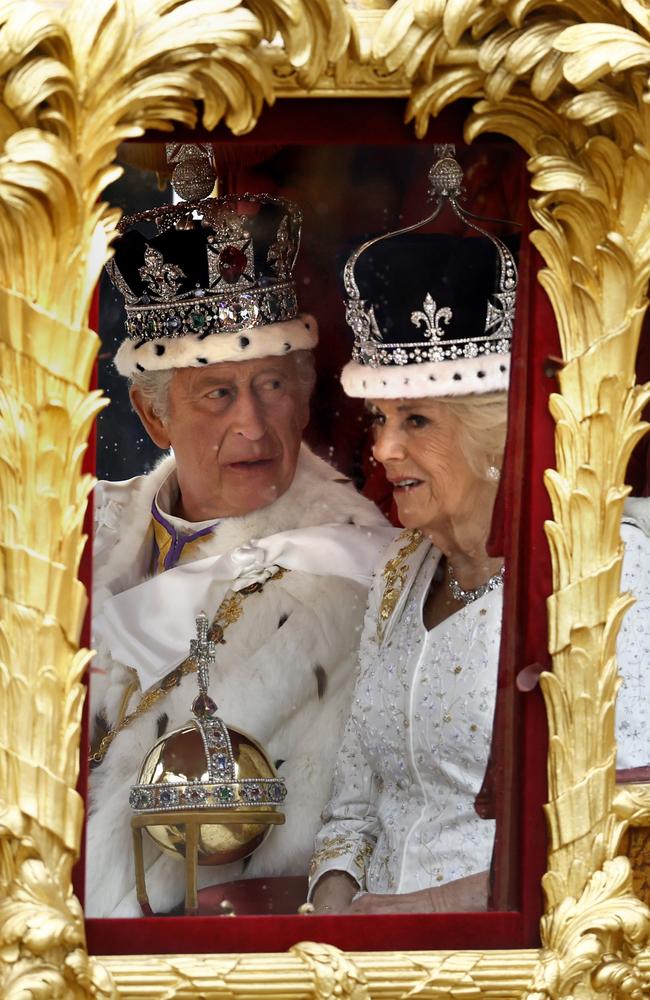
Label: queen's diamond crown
xmin=344 ymin=145 xmax=518 ymax=370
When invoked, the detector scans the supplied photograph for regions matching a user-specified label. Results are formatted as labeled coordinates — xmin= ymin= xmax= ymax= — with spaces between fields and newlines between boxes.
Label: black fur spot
xmin=89 ymin=712 xmax=109 ymax=768
xmin=428 ymin=375 xmax=436 ymax=381
xmin=499 ymin=364 xmax=507 ymax=373
xmin=239 ymin=336 xmax=250 ymax=349
xmin=274 ymin=759 xmax=285 ymax=770
xmin=93 ymin=710 xmax=109 ymax=742
xmin=154 ymin=343 xmax=165 ymax=356
xmin=136 ymin=363 xmax=145 ymax=372
xmin=134 ymin=338 xmax=147 ymax=350
xmin=477 ymin=371 xmax=486 ymax=378
xmin=196 ymin=357 xmax=208 ymax=364
xmin=283 ymin=342 xmax=291 ymax=352
xmin=278 ymin=613 xmax=288 ymax=628
xmin=156 ymin=713 xmax=169 ymax=738
xmin=453 ymin=373 xmax=462 ymax=381
xmin=314 ymin=664 xmax=327 ymax=700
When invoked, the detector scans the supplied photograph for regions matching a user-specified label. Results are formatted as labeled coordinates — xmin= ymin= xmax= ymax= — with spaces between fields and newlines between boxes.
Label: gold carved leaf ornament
xmin=1 ymin=0 xmax=650 ymax=999
xmin=0 ymin=0 xmax=351 ymax=997
xmin=366 ymin=3 xmax=650 ymax=998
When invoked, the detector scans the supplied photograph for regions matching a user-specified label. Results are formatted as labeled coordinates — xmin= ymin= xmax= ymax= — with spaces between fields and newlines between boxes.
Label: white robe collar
xmin=94 ymin=443 xmax=373 ymax=598
xmin=93 ymin=443 xmax=393 ymax=690
xmin=100 ymin=521 xmax=393 ymax=691
xmin=153 ymin=466 xmax=219 ymax=535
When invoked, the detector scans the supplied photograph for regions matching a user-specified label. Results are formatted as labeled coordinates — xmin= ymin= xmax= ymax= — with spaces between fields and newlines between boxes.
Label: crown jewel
xmin=129 ymin=612 xmax=287 ymax=816
xmin=107 ymin=194 xmax=302 ymax=349
xmin=343 ymin=145 xmax=518 ymax=372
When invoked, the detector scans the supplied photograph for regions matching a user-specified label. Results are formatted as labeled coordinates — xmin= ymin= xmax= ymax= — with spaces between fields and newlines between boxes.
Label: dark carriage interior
xmin=81 ymin=97 xmax=649 ymax=956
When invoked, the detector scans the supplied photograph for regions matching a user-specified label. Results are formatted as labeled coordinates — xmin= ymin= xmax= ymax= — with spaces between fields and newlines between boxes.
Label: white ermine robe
xmin=86 ymin=445 xmax=390 ymax=917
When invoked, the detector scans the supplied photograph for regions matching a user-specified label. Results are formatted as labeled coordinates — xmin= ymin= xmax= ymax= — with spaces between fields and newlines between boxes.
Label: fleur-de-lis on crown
xmin=410 ymin=294 xmax=453 ymax=342
xmin=139 ymin=246 xmax=186 ymax=301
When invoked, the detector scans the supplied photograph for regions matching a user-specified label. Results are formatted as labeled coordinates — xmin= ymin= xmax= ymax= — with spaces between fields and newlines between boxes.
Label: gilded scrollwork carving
xmin=291 ymin=942 xmax=371 ymax=1000
xmin=101 ymin=946 xmax=541 ymax=999
xmin=614 ymin=784 xmax=650 ymax=830
xmin=363 ymin=0 xmax=650 ymax=995
xmin=0 ymin=0 xmax=649 ymax=998
xmin=0 ymin=0 xmax=347 ymax=995
xmin=527 ymin=858 xmax=650 ymax=1000
xmin=0 ymin=805 xmax=116 ymax=999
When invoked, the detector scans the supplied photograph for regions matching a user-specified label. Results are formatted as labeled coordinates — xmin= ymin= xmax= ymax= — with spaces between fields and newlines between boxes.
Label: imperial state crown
xmin=106 ymin=192 xmax=317 ymax=377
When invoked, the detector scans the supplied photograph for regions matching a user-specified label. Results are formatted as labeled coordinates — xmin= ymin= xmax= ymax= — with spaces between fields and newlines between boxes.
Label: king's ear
xmin=129 ymin=385 xmax=172 ymax=450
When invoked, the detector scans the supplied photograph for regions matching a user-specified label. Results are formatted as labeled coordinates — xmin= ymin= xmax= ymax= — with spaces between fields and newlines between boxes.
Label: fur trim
xmin=87 ymin=449 xmax=387 ymax=916
xmin=87 ymin=561 xmax=377 ymax=917
xmin=340 ymin=351 xmax=510 ymax=399
xmin=93 ymin=444 xmax=383 ymax=598
xmin=114 ymin=315 xmax=318 ymax=376
xmin=90 ymin=444 xmax=385 ymax=721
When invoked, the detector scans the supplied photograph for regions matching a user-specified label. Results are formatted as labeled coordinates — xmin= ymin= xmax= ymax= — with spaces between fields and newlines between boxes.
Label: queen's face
xmin=369 ymin=397 xmax=482 ymax=537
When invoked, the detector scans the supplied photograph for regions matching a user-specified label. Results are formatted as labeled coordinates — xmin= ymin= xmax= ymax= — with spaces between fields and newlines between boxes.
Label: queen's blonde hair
xmin=436 ymin=391 xmax=509 ymax=481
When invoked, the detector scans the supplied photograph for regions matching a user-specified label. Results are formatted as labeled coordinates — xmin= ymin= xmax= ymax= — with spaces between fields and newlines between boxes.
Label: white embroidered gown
xmin=310 ymin=512 xmax=650 ymax=897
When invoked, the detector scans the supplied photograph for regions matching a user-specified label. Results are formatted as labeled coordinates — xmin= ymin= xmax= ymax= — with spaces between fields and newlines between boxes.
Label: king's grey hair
xmin=128 ymin=368 xmax=175 ymax=422
xmin=128 ymin=349 xmax=317 ymax=424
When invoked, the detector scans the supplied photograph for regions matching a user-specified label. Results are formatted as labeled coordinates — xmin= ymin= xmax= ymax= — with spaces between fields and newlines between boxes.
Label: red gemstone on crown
xmin=192 ymin=693 xmax=218 ymax=718
xmin=219 ymin=246 xmax=248 ymax=283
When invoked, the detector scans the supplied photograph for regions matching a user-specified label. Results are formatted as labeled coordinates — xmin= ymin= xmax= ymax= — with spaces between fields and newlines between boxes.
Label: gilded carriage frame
xmin=1 ymin=1 xmax=650 ymax=997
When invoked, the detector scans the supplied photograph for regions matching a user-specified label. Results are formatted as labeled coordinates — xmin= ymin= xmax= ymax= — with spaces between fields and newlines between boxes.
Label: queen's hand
xmin=343 ymin=871 xmax=490 ymax=914
xmin=311 ymin=871 xmax=359 ymax=913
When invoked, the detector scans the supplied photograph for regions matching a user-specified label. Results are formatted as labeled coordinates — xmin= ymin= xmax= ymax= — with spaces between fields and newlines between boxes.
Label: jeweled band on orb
xmin=129 ymin=777 xmax=288 ymax=813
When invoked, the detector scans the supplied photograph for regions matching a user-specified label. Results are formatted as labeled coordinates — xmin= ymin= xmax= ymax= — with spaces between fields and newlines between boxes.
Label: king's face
xmin=144 ymin=354 xmax=310 ymax=521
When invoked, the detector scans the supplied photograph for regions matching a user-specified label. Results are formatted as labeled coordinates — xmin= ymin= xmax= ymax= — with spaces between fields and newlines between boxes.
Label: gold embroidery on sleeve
xmin=310 ymin=835 xmax=357 ymax=877
xmin=353 ymin=840 xmax=375 ymax=875
xmin=310 ymin=835 xmax=375 ymax=880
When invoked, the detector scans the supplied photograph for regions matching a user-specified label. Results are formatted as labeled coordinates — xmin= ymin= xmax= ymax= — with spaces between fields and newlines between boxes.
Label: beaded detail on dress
xmin=312 ymin=545 xmax=501 ymax=895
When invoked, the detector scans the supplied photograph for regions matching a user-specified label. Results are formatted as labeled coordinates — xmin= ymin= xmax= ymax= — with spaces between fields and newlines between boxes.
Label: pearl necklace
xmin=447 ymin=562 xmax=505 ymax=606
